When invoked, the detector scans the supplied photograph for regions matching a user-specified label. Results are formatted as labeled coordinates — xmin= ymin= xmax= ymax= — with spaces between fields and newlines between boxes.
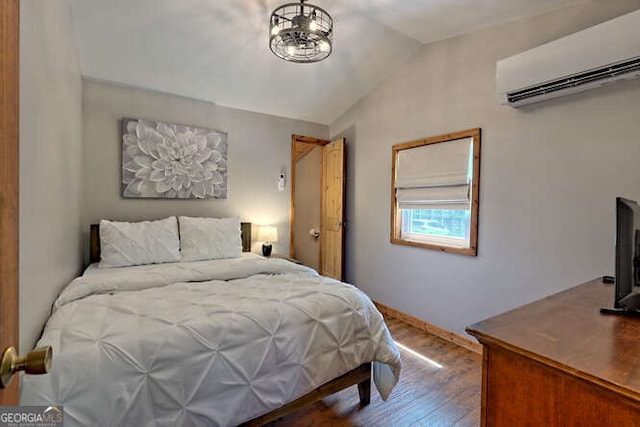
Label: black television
xmin=601 ymin=197 xmax=640 ymax=316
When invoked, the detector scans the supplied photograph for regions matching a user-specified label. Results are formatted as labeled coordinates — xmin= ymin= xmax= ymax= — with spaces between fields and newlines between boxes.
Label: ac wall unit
xmin=497 ymin=9 xmax=640 ymax=107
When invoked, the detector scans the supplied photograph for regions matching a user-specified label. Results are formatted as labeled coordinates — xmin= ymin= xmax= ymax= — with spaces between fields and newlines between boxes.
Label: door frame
xmin=0 ymin=0 xmax=20 ymax=405
xmin=290 ymin=135 xmax=346 ymax=279
xmin=289 ymin=134 xmax=328 ymax=261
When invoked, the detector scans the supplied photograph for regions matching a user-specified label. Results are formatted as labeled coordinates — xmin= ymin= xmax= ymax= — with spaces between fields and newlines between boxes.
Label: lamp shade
xmin=257 ymin=226 xmax=278 ymax=243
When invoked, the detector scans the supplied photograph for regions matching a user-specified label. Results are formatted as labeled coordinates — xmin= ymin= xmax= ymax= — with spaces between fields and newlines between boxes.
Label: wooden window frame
xmin=390 ymin=128 xmax=481 ymax=256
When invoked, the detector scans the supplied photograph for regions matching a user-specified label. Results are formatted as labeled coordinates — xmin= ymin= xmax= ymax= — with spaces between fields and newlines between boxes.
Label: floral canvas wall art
xmin=121 ymin=118 xmax=228 ymax=199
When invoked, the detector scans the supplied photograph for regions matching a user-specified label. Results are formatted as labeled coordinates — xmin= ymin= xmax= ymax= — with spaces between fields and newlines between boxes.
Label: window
xmin=391 ymin=128 xmax=481 ymax=256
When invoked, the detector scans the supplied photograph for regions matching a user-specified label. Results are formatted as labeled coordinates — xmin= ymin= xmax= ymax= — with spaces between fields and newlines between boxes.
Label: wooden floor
xmin=268 ymin=316 xmax=482 ymax=426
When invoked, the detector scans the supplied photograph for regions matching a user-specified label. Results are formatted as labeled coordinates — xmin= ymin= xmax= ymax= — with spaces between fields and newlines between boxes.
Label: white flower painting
xmin=121 ymin=118 xmax=228 ymax=199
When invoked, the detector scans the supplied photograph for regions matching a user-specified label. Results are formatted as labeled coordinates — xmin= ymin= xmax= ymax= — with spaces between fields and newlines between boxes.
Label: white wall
xmin=19 ymin=0 xmax=83 ymax=351
xmin=81 ymin=80 xmax=328 ymax=259
xmin=330 ymin=1 xmax=640 ymax=338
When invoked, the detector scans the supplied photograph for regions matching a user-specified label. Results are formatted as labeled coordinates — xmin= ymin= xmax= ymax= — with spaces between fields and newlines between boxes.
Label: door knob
xmin=0 ymin=346 xmax=52 ymax=388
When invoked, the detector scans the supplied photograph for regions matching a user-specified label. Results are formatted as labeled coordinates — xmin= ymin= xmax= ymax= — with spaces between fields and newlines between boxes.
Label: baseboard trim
xmin=374 ymin=300 xmax=482 ymax=355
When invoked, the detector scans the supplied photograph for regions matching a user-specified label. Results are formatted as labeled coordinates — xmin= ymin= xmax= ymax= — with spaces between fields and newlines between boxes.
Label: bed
xmin=20 ymin=217 xmax=401 ymax=426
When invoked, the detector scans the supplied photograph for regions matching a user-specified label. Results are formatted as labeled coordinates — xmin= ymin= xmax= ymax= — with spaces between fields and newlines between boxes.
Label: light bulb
xmin=320 ymin=41 xmax=330 ymax=52
xmin=271 ymin=25 xmax=279 ymax=36
xmin=287 ymin=45 xmax=296 ymax=56
xmin=309 ymin=21 xmax=317 ymax=31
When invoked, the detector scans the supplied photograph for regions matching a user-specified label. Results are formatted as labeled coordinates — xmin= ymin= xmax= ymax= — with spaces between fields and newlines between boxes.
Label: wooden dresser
xmin=466 ymin=278 xmax=640 ymax=426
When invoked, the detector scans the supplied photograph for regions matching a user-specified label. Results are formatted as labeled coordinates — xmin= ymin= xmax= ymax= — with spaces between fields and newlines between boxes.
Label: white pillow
xmin=99 ymin=217 xmax=181 ymax=268
xmin=179 ymin=216 xmax=242 ymax=261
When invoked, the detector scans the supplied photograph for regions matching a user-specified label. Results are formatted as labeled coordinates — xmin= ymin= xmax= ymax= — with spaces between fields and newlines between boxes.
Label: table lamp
xmin=257 ymin=225 xmax=278 ymax=257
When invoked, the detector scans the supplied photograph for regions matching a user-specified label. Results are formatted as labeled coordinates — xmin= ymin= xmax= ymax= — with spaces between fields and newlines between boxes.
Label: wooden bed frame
xmin=241 ymin=362 xmax=371 ymax=426
xmin=88 ymin=221 xmax=372 ymax=425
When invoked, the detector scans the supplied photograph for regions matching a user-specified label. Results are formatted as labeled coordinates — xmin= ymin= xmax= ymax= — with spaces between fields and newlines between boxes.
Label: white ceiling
xmin=69 ymin=0 xmax=582 ymax=124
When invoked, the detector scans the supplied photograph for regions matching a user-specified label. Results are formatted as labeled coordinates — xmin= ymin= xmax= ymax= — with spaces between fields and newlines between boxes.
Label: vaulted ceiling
xmin=69 ymin=0 xmax=583 ymax=124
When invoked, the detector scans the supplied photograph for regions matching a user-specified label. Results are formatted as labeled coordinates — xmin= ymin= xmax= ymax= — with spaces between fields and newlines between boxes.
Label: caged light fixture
xmin=269 ymin=0 xmax=333 ymax=63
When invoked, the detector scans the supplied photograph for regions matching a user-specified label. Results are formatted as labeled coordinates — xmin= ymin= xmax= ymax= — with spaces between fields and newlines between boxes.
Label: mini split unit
xmin=497 ymin=9 xmax=640 ymax=107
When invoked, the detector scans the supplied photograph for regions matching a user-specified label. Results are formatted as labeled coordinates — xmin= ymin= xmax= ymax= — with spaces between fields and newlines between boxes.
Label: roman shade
xmin=395 ymin=137 xmax=473 ymax=210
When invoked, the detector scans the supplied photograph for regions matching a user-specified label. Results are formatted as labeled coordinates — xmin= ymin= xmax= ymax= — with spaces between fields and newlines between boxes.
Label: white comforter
xmin=21 ymin=254 xmax=401 ymax=426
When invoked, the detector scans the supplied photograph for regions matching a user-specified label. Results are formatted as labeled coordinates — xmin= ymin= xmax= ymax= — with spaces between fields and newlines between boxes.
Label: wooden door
xmin=0 ymin=0 xmax=20 ymax=405
xmin=320 ymin=138 xmax=345 ymax=280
